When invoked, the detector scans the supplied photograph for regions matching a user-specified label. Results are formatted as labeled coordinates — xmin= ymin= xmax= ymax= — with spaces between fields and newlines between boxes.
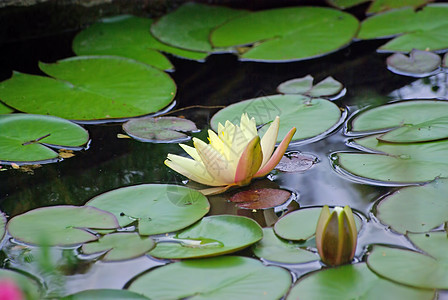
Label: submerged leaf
xmin=275 ymin=151 xmax=318 ymax=173
xmin=229 ymin=188 xmax=291 ymax=209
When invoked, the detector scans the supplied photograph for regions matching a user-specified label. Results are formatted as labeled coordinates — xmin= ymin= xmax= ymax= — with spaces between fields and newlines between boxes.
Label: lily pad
xmin=333 ymin=134 xmax=448 ymax=184
xmin=122 ymin=116 xmax=198 ymax=143
xmin=62 ymin=289 xmax=149 ymax=300
xmin=277 ymin=75 xmax=344 ymax=98
xmin=0 ymin=102 xmax=13 ymax=114
xmin=0 ymin=269 xmax=43 ymax=300
xmin=0 ymin=114 xmax=89 ymax=163
xmin=287 ymin=263 xmax=435 ymax=299
xmin=347 ymin=100 xmax=448 ymax=143
xmin=72 ymin=15 xmax=207 ymax=71
xmin=376 ymin=179 xmax=448 ymax=234
xmin=367 ymin=232 xmax=448 ymax=289
xmin=81 ymin=232 xmax=155 ymax=261
xmin=358 ymin=4 xmax=448 ymax=52
xmin=327 ymin=0 xmax=432 ymax=14
xmin=7 ymin=205 xmax=119 ymax=246
xmin=210 ymin=7 xmax=359 ymax=62
xmin=0 ymin=210 xmax=6 ymax=242
xmin=252 ymin=228 xmax=319 ymax=264
xmin=210 ymin=94 xmax=343 ymax=144
xmin=128 ymin=256 xmax=291 ymax=299
xmin=151 ymin=3 xmax=247 ymax=52
xmin=229 ymin=188 xmax=291 ymax=210
xmin=387 ymin=49 xmax=441 ymax=77
xmin=148 ymin=215 xmax=263 ymax=259
xmin=86 ymin=184 xmax=209 ymax=236
xmin=443 ymin=52 xmax=448 ymax=68
xmin=0 ymin=56 xmax=176 ymax=121
xmin=275 ymin=151 xmax=318 ymax=173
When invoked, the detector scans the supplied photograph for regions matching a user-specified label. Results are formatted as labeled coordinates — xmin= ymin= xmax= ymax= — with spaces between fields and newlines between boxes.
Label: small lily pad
xmin=0 ymin=269 xmax=43 ymax=300
xmin=73 ymin=15 xmax=207 ymax=70
xmin=81 ymin=232 xmax=155 ymax=261
xmin=0 ymin=210 xmax=6 ymax=242
xmin=376 ymin=179 xmax=448 ymax=234
xmin=151 ymin=3 xmax=247 ymax=53
xmin=211 ymin=94 xmax=343 ymax=144
xmin=275 ymin=151 xmax=318 ymax=173
xmin=387 ymin=49 xmax=441 ymax=77
xmin=0 ymin=114 xmax=89 ymax=164
xmin=0 ymin=56 xmax=176 ymax=121
xmin=443 ymin=52 xmax=448 ymax=68
xmin=7 ymin=206 xmax=120 ymax=246
xmin=287 ymin=263 xmax=435 ymax=299
xmin=367 ymin=232 xmax=448 ymax=289
xmin=252 ymin=228 xmax=319 ymax=264
xmin=128 ymin=256 xmax=291 ymax=299
xmin=122 ymin=116 xmax=198 ymax=143
xmin=86 ymin=184 xmax=209 ymax=236
xmin=62 ymin=289 xmax=149 ymax=300
xmin=148 ymin=215 xmax=263 ymax=259
xmin=277 ymin=75 xmax=344 ymax=98
xmin=229 ymin=188 xmax=291 ymax=210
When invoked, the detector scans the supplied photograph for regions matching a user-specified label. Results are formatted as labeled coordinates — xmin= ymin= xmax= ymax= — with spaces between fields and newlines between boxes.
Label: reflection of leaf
xmin=229 ymin=188 xmax=291 ymax=209
xmin=387 ymin=49 xmax=441 ymax=77
xmin=275 ymin=151 xmax=318 ymax=173
xmin=277 ymin=75 xmax=344 ymax=98
xmin=123 ymin=116 xmax=198 ymax=143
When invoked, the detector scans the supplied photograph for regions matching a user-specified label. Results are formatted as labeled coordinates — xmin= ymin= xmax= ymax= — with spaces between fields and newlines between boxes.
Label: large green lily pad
xmin=210 ymin=94 xmax=343 ymax=144
xmin=376 ymin=179 xmax=448 ymax=234
xmin=367 ymin=232 xmax=448 ymax=289
xmin=252 ymin=228 xmax=319 ymax=264
xmin=210 ymin=6 xmax=359 ymax=62
xmin=148 ymin=215 xmax=263 ymax=259
xmin=0 ymin=114 xmax=89 ymax=163
xmin=333 ymin=134 xmax=448 ymax=183
xmin=128 ymin=256 xmax=291 ymax=299
xmin=73 ymin=15 xmax=207 ymax=71
xmin=0 ymin=269 xmax=43 ymax=300
xmin=7 ymin=205 xmax=119 ymax=246
xmin=0 ymin=56 xmax=176 ymax=121
xmin=86 ymin=184 xmax=209 ymax=236
xmin=81 ymin=232 xmax=155 ymax=261
xmin=348 ymin=100 xmax=448 ymax=143
xmin=287 ymin=263 xmax=435 ymax=299
xmin=151 ymin=3 xmax=247 ymax=53
xmin=62 ymin=289 xmax=149 ymax=300
xmin=0 ymin=102 xmax=13 ymax=114
xmin=358 ymin=4 xmax=448 ymax=52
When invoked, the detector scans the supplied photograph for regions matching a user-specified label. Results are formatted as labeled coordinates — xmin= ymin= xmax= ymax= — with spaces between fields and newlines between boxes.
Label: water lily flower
xmin=165 ymin=113 xmax=296 ymax=195
xmin=315 ymin=205 xmax=357 ymax=266
xmin=0 ymin=279 xmax=24 ymax=300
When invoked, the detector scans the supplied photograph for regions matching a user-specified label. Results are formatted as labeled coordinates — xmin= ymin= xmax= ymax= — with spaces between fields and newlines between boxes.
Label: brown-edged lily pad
xmin=229 ymin=188 xmax=292 ymax=209
xmin=387 ymin=49 xmax=441 ymax=77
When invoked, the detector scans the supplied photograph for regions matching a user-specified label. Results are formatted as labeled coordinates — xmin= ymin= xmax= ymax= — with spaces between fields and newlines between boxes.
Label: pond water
xmin=1 ymin=12 xmax=448 ymax=299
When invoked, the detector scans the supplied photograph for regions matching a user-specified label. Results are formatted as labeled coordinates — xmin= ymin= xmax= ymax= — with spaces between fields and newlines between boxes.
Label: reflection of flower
xmin=165 ymin=113 xmax=296 ymax=195
xmin=315 ymin=205 xmax=357 ymax=266
xmin=0 ymin=279 xmax=24 ymax=300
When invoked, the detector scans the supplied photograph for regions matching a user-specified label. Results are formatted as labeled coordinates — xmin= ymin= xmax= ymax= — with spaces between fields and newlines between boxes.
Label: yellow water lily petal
xmin=199 ymin=185 xmax=233 ymax=196
xmin=179 ymin=144 xmax=201 ymax=162
xmin=259 ymin=116 xmax=280 ymax=169
xmin=234 ymin=136 xmax=263 ymax=186
xmin=194 ymin=138 xmax=236 ymax=184
xmin=239 ymin=113 xmax=258 ymax=140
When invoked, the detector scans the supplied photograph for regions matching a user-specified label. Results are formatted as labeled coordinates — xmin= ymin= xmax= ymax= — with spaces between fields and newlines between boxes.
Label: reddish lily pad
xmin=387 ymin=49 xmax=441 ymax=77
xmin=122 ymin=116 xmax=198 ymax=143
xmin=275 ymin=151 xmax=318 ymax=173
xmin=229 ymin=188 xmax=291 ymax=210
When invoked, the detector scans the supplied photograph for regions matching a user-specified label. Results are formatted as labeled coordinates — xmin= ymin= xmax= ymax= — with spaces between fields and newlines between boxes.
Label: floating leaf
xmin=277 ymin=75 xmax=344 ymax=98
xmin=128 ymin=256 xmax=291 ymax=299
xmin=367 ymin=0 xmax=432 ymax=14
xmin=275 ymin=151 xmax=318 ymax=173
xmin=151 ymin=3 xmax=247 ymax=52
xmin=443 ymin=52 xmax=448 ymax=68
xmin=229 ymin=188 xmax=291 ymax=210
xmin=211 ymin=7 xmax=359 ymax=62
xmin=0 ymin=102 xmax=13 ymax=114
xmin=81 ymin=232 xmax=155 ymax=261
xmin=387 ymin=49 xmax=441 ymax=77
xmin=62 ymin=289 xmax=149 ymax=300
xmin=347 ymin=100 xmax=448 ymax=143
xmin=0 ymin=114 xmax=88 ymax=164
xmin=367 ymin=232 xmax=448 ymax=289
xmin=287 ymin=263 xmax=435 ymax=299
xmin=326 ymin=0 xmax=369 ymax=9
xmin=122 ymin=116 xmax=198 ymax=143
xmin=211 ymin=94 xmax=343 ymax=144
xmin=0 ymin=211 xmax=6 ymax=242
xmin=7 ymin=206 xmax=119 ymax=246
xmin=0 ymin=56 xmax=176 ymax=121
xmin=148 ymin=215 xmax=263 ymax=259
xmin=333 ymin=134 xmax=448 ymax=183
xmin=73 ymin=15 xmax=206 ymax=71
xmin=86 ymin=184 xmax=209 ymax=236
xmin=0 ymin=269 xmax=43 ymax=300
xmin=358 ymin=4 xmax=448 ymax=52
xmin=376 ymin=179 xmax=448 ymax=234
xmin=252 ymin=228 xmax=319 ymax=264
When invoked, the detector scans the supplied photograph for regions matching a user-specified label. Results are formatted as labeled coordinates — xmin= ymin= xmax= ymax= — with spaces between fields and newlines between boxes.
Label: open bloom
xmin=165 ymin=113 xmax=296 ymax=195
xmin=315 ymin=205 xmax=358 ymax=266
xmin=0 ymin=279 xmax=24 ymax=300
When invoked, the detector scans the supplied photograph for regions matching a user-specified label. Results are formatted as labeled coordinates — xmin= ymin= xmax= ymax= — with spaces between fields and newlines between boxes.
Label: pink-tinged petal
xmin=234 ymin=136 xmax=263 ymax=186
xmin=259 ymin=116 xmax=280 ymax=169
xmin=254 ymin=127 xmax=296 ymax=178
xmin=0 ymin=279 xmax=24 ymax=300
xmin=199 ymin=185 xmax=233 ymax=196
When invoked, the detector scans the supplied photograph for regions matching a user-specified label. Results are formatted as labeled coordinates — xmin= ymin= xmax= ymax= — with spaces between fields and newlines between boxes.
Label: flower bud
xmin=315 ymin=205 xmax=357 ymax=266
